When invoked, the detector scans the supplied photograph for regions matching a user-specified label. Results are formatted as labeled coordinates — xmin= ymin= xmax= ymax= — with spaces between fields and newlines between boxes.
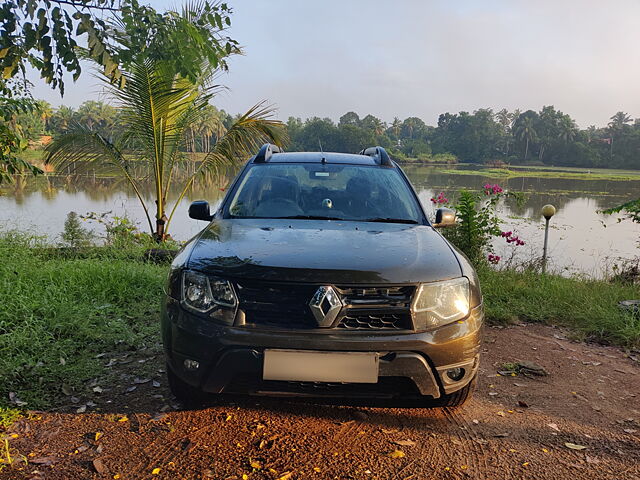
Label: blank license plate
xmin=263 ymin=349 xmax=379 ymax=383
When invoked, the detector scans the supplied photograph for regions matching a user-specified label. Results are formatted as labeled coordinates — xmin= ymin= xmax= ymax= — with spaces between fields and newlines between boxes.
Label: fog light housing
xmin=446 ymin=367 xmax=465 ymax=381
xmin=183 ymin=359 xmax=200 ymax=371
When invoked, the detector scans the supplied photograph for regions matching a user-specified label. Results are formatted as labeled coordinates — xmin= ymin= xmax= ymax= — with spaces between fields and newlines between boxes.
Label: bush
xmin=436 ymin=184 xmax=525 ymax=266
xmin=60 ymin=211 xmax=94 ymax=248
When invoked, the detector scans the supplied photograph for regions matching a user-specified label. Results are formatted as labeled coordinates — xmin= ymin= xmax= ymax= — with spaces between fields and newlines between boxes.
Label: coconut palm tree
xmin=509 ymin=109 xmax=521 ymax=129
xmin=608 ymin=111 xmax=632 ymax=131
xmin=390 ymin=117 xmax=401 ymax=138
xmin=514 ymin=116 xmax=537 ymax=160
xmin=558 ymin=116 xmax=577 ymax=143
xmin=50 ymin=105 xmax=76 ymax=133
xmin=46 ymin=3 xmax=286 ymax=240
xmin=36 ymin=100 xmax=53 ymax=131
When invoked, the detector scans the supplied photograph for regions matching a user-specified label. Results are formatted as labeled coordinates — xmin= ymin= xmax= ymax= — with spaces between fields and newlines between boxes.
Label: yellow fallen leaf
xmin=113 ymin=475 xmax=121 ymax=479
xmin=269 ymin=468 xmax=278 ymax=474
xmin=95 ymin=432 xmax=103 ymax=441
xmin=151 ymin=467 xmax=161 ymax=474
xmin=497 ymin=411 xmax=506 ymax=417
xmin=522 ymin=462 xmax=530 ymax=466
xmin=542 ymin=448 xmax=549 ymax=453
xmin=226 ymin=414 xmax=233 ymax=421
xmin=276 ymin=472 xmax=293 ymax=480
xmin=118 ymin=416 xmax=128 ymax=422
xmin=509 ymin=449 xmax=517 ymax=453
xmin=444 ymin=467 xmax=451 ymax=471
xmin=250 ymin=460 xmax=262 ymax=470
xmin=564 ymin=442 xmax=587 ymax=450
xmin=10 ymin=434 xmax=18 ymax=439
xmin=388 ymin=450 xmax=405 ymax=458
xmin=313 ymin=467 xmax=321 ymax=472
xmin=242 ymin=475 xmax=248 ymax=480
xmin=460 ymin=465 xmax=468 ymax=469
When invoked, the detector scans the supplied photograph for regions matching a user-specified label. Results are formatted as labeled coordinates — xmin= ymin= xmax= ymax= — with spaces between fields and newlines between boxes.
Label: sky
xmin=29 ymin=0 xmax=640 ymax=128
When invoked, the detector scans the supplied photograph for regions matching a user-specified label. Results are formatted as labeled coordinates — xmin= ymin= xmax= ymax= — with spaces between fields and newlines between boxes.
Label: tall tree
xmin=558 ymin=115 xmax=577 ymax=143
xmin=514 ymin=114 xmax=537 ymax=160
xmin=608 ymin=111 xmax=632 ymax=131
xmin=46 ymin=1 xmax=286 ymax=240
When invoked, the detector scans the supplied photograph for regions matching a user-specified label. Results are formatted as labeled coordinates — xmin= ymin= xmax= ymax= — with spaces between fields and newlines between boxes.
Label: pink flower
xmin=483 ymin=183 xmax=504 ymax=195
xmin=488 ymin=254 xmax=501 ymax=264
xmin=431 ymin=192 xmax=448 ymax=204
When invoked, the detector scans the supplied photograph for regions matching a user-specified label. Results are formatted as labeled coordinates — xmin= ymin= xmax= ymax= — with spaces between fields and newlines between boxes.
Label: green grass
xmin=0 ymin=232 xmax=637 ymax=410
xmin=0 ymin=408 xmax=21 ymax=431
xmin=437 ymin=167 xmax=640 ymax=181
xmin=480 ymin=267 xmax=640 ymax=347
xmin=0 ymin=233 xmax=167 ymax=409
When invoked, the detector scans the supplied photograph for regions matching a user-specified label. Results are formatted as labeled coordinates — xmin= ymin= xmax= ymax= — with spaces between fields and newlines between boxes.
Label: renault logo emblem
xmin=309 ymin=286 xmax=343 ymax=327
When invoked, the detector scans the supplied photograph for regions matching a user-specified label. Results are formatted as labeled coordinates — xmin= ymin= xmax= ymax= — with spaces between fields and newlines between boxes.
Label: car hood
xmin=186 ymin=219 xmax=462 ymax=284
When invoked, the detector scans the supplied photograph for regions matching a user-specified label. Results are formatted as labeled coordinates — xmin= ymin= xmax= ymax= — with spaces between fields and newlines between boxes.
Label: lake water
xmin=1 ymin=164 xmax=638 ymax=278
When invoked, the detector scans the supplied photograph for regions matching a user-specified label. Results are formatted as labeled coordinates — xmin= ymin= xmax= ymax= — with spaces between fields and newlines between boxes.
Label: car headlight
xmin=181 ymin=271 xmax=237 ymax=322
xmin=412 ymin=277 xmax=470 ymax=330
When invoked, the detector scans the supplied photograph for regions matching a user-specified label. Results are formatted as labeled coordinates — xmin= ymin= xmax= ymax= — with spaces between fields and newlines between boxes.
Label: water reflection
xmin=1 ymin=165 xmax=638 ymax=278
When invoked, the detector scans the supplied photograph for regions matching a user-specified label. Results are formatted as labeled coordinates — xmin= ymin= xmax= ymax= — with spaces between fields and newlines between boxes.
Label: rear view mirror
xmin=434 ymin=208 xmax=456 ymax=228
xmin=189 ymin=201 xmax=213 ymax=221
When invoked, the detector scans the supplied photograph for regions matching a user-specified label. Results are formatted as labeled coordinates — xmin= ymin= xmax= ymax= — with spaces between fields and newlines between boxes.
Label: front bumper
xmin=161 ymin=298 xmax=483 ymax=399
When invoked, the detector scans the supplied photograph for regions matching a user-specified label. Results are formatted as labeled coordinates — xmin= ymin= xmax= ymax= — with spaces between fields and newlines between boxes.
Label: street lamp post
xmin=541 ymin=204 xmax=556 ymax=274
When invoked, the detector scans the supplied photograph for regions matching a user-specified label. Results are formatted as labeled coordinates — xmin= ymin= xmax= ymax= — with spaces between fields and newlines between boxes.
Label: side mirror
xmin=434 ymin=208 xmax=456 ymax=228
xmin=189 ymin=201 xmax=213 ymax=221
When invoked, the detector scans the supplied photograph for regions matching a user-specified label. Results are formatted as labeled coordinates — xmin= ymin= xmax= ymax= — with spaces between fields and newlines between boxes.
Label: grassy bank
xmin=0 ymin=234 xmax=638 ymax=410
xmin=437 ymin=167 xmax=640 ymax=181
xmin=480 ymin=267 xmax=639 ymax=346
xmin=0 ymin=234 xmax=167 ymax=409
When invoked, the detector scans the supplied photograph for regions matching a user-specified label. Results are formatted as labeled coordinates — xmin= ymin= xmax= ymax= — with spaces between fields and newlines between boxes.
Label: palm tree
xmin=390 ymin=117 xmax=401 ymax=138
xmin=46 ymin=4 xmax=287 ymax=240
xmin=37 ymin=100 xmax=53 ymax=131
xmin=514 ymin=116 xmax=537 ymax=160
xmin=607 ymin=111 xmax=631 ymax=158
xmin=51 ymin=105 xmax=76 ymax=133
xmin=608 ymin=111 xmax=632 ymax=131
xmin=509 ymin=109 xmax=521 ymax=129
xmin=372 ymin=118 xmax=386 ymax=136
xmin=495 ymin=109 xmax=512 ymax=155
xmin=558 ymin=116 xmax=577 ymax=143
xmin=76 ymin=101 xmax=104 ymax=130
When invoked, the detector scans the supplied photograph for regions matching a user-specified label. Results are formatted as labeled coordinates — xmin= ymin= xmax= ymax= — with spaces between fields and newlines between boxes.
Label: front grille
xmin=337 ymin=312 xmax=412 ymax=330
xmin=236 ymin=281 xmax=415 ymax=331
xmin=224 ymin=374 xmax=421 ymax=398
xmin=235 ymin=280 xmax=318 ymax=329
xmin=337 ymin=286 xmax=414 ymax=309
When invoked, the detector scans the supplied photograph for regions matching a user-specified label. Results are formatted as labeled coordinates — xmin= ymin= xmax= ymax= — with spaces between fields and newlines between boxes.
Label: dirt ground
xmin=3 ymin=323 xmax=639 ymax=480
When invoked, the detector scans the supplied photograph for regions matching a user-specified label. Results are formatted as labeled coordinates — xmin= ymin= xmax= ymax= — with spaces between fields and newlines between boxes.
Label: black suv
xmin=161 ymin=145 xmax=483 ymax=407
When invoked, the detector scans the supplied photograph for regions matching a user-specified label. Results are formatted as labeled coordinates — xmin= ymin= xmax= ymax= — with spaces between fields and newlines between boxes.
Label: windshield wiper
xmin=362 ymin=217 xmax=420 ymax=224
xmin=276 ymin=215 xmax=345 ymax=221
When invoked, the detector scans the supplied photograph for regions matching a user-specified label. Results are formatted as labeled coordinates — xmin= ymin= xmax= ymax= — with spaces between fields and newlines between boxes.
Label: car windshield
xmin=226 ymin=163 xmax=423 ymax=223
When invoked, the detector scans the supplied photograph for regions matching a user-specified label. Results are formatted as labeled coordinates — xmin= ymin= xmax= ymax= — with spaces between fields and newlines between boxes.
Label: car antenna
xmin=318 ymin=139 xmax=326 ymax=163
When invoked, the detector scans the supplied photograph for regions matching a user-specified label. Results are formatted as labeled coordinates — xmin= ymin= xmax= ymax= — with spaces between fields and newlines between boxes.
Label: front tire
xmin=167 ymin=365 xmax=204 ymax=404
xmin=431 ymin=374 xmax=477 ymax=407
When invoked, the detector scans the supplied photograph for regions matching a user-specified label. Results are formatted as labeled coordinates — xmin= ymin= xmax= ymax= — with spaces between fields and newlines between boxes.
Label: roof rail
xmin=358 ymin=146 xmax=393 ymax=167
xmin=253 ymin=143 xmax=281 ymax=163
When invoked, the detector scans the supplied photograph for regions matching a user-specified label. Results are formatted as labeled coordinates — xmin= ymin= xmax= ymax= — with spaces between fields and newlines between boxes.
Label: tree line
xmin=286 ymin=108 xmax=640 ymax=169
xmin=16 ymin=103 xmax=640 ymax=169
